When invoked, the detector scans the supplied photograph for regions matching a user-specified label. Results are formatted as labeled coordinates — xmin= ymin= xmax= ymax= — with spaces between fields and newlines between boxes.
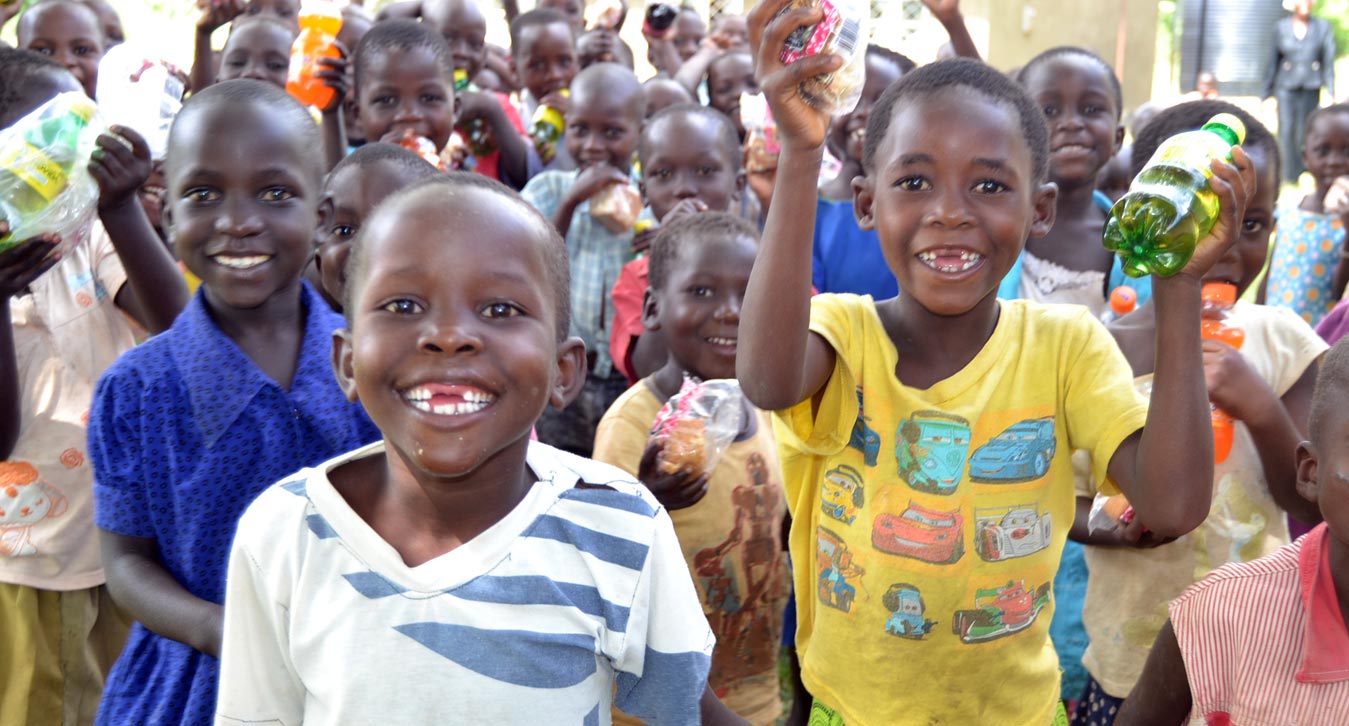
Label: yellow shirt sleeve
xmin=593 ymin=382 xmax=664 ymax=478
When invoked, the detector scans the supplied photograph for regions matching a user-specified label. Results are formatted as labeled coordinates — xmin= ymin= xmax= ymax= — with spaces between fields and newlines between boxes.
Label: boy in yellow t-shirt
xmin=595 ymin=213 xmax=789 ymax=726
xmin=737 ymin=2 xmax=1255 ymax=723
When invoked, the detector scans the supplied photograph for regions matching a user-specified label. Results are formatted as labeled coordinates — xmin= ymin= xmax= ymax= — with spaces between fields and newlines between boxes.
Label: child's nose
xmin=215 ymin=197 xmax=263 ymax=238
xmin=715 ymin=292 xmax=742 ymax=322
xmin=925 ymin=185 xmax=974 ymax=228
xmin=418 ymin=312 xmax=482 ymax=355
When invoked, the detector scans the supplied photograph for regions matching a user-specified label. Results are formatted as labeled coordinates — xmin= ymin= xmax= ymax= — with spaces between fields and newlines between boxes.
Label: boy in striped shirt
xmin=1119 ymin=337 xmax=1349 ymax=725
xmin=216 ymin=174 xmax=742 ymax=725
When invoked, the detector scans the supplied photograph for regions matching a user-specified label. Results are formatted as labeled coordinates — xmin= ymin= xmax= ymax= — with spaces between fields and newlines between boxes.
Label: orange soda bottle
xmin=286 ymin=1 xmax=343 ymax=109
xmin=1200 ymin=282 xmax=1245 ymax=463
xmin=1102 ymin=286 xmax=1137 ymax=323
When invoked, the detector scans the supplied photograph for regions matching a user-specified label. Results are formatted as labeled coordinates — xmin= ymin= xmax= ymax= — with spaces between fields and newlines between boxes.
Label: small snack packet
xmin=649 ymin=376 xmax=746 ymax=476
xmin=589 ymin=182 xmax=643 ymax=234
xmin=1087 ymin=493 xmax=1136 ymax=535
xmin=775 ymin=0 xmax=869 ymax=115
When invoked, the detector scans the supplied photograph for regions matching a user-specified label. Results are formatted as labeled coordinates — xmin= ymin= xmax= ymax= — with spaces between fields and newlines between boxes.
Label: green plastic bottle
xmin=0 ymin=93 xmax=98 ymax=251
xmin=1103 ymin=113 xmax=1246 ymax=278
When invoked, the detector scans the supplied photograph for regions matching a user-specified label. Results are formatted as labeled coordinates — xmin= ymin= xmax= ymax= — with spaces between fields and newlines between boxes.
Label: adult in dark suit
xmin=1264 ymin=0 xmax=1336 ymax=183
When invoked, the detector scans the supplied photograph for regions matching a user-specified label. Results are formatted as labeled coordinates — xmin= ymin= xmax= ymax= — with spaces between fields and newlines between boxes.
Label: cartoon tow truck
xmin=816 ymin=527 xmax=865 ymax=613
xmin=968 ymin=418 xmax=1057 ymax=483
xmin=951 ymin=580 xmax=1051 ymax=644
xmin=872 ymin=502 xmax=964 ymax=564
xmin=896 ymin=411 xmax=971 ymax=495
xmin=974 ymin=505 xmax=1052 ymax=562
xmin=821 ymin=465 xmax=865 ymax=525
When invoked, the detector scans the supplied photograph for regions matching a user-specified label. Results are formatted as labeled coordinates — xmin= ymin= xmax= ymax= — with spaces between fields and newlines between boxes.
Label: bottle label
xmin=0 ymin=142 xmax=68 ymax=202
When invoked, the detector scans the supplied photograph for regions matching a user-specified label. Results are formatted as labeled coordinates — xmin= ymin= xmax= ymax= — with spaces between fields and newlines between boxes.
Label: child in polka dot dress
xmin=1262 ymin=104 xmax=1349 ymax=326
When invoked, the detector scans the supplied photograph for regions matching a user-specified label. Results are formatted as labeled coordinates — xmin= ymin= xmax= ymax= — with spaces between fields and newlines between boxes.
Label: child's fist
xmin=0 ymin=234 xmax=62 ymax=300
xmin=1201 ymin=339 xmax=1268 ymax=422
xmin=1174 ymin=145 xmax=1255 ymax=282
xmin=197 ymin=0 xmax=247 ymax=33
xmin=637 ymin=438 xmax=711 ymax=510
xmin=572 ymin=164 xmax=631 ymax=204
xmin=748 ymin=0 xmax=843 ymax=154
xmin=315 ymin=44 xmax=350 ymax=114
xmin=90 ymin=126 xmax=153 ymax=212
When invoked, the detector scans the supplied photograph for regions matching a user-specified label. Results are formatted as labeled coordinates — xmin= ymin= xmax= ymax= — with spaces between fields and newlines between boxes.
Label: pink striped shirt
xmin=1170 ymin=523 xmax=1349 ymax=725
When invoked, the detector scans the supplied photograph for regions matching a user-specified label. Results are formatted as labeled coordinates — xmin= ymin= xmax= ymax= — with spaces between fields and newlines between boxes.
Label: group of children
xmin=4 ymin=0 xmax=1349 ymax=724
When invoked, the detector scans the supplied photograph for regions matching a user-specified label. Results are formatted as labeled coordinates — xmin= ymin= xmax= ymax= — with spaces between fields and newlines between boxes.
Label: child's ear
xmin=550 ymin=337 xmax=588 ymax=409
xmin=1296 ymin=440 xmax=1321 ymax=506
xmin=1029 ymin=181 xmax=1059 ymax=239
xmin=1113 ymin=124 xmax=1125 ymax=155
xmin=641 ymin=287 xmax=660 ymax=331
xmin=852 ymin=174 xmax=875 ymax=230
xmin=331 ymin=328 xmax=360 ymax=403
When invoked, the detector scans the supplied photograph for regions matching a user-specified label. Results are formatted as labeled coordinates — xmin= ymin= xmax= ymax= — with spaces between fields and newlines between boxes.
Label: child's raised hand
xmin=315 ymin=43 xmax=350 ymax=115
xmin=637 ymin=439 xmax=711 ymax=510
xmin=920 ymin=0 xmax=963 ymax=23
xmin=89 ymin=127 xmax=153 ymax=212
xmin=748 ymin=0 xmax=843 ymax=154
xmin=0 ymin=233 xmax=62 ymax=300
xmin=1173 ymin=145 xmax=1255 ymax=282
xmin=540 ymin=89 xmax=572 ymax=117
xmin=1201 ymin=339 xmax=1269 ymax=423
xmin=661 ymin=198 xmax=709 ymax=223
xmin=197 ymin=0 xmax=247 ymax=33
xmin=571 ymin=164 xmax=631 ymax=204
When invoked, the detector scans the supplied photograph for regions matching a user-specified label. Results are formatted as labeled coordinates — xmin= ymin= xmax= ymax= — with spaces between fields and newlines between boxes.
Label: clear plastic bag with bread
xmin=775 ymin=0 xmax=869 ymax=116
xmin=648 ymin=376 xmax=746 ymax=477
xmin=589 ymin=182 xmax=643 ymax=234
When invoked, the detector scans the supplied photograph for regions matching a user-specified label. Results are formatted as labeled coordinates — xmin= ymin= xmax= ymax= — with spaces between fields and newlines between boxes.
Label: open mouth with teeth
xmin=1052 ymin=143 xmax=1094 ymax=155
xmin=706 ymin=336 xmax=737 ymax=349
xmin=917 ymin=249 xmax=984 ymax=274
xmin=403 ymin=383 xmax=497 ymax=416
xmin=213 ymin=254 xmax=272 ymax=270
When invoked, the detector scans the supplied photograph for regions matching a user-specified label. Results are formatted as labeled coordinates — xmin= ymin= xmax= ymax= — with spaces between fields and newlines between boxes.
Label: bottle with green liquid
xmin=0 ymin=92 xmax=100 ymax=252
xmin=1103 ymin=113 xmax=1246 ymax=278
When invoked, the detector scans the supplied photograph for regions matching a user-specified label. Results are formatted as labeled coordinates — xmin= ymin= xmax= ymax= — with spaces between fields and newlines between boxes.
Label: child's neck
xmin=877 ymin=294 xmax=1000 ymax=390
xmin=203 ymin=282 xmax=307 ymax=389
xmin=1329 ymin=535 xmax=1349 ymax=628
xmin=819 ymin=157 xmax=863 ymax=202
xmin=1024 ymin=178 xmax=1113 ymax=275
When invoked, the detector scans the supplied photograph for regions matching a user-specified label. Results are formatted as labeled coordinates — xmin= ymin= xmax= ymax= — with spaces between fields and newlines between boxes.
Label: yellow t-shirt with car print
xmin=773 ymin=294 xmax=1148 ymax=725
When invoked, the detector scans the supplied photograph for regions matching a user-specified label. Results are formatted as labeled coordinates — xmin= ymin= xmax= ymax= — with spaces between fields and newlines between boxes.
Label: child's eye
xmin=696 ymin=165 xmax=717 ymax=176
xmin=268 ymin=60 xmax=288 ymax=71
xmin=649 ymin=167 xmax=671 ymax=179
xmin=373 ymin=95 xmax=395 ymax=106
xmin=74 ymin=45 xmax=94 ymax=57
xmin=184 ymin=187 xmax=219 ymax=203
xmin=895 ymin=176 xmax=930 ymax=192
xmin=1041 ymin=105 xmax=1058 ymax=118
xmin=420 ymin=93 xmax=445 ymax=104
xmin=1082 ymin=104 xmax=1103 ymax=115
xmin=972 ymin=180 xmax=1008 ymax=194
xmin=333 ymin=224 xmax=356 ymax=239
xmin=482 ymin=301 xmax=522 ymax=318
xmin=382 ymin=299 xmax=423 ymax=315
xmin=261 ymin=187 xmax=295 ymax=202
xmin=33 ymin=47 xmax=53 ymax=56
xmin=1242 ymin=218 xmax=1267 ymax=234
xmin=689 ymin=285 xmax=713 ymax=298
xmin=604 ymin=128 xmax=624 ymax=140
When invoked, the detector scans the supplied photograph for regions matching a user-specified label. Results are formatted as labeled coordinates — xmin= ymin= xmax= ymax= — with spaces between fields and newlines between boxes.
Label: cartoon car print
xmin=974 ymin=506 xmax=1052 ymax=562
xmin=968 ymin=418 xmax=1057 ymax=483
xmin=951 ymin=580 xmax=1051 ymax=644
xmin=816 ymin=527 xmax=865 ymax=613
xmin=849 ymin=389 xmax=880 ymax=466
xmin=896 ymin=411 xmax=971 ymax=495
xmin=871 ymin=502 xmax=964 ymax=565
xmin=821 ymin=465 xmax=865 ymax=525
xmin=883 ymin=583 xmax=935 ymax=639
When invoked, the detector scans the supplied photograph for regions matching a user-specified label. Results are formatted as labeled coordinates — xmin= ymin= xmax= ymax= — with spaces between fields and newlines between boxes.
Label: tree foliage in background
xmin=1320 ymin=0 xmax=1349 ymax=59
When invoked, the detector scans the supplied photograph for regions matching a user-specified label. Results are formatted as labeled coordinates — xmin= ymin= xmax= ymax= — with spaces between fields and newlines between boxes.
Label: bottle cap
xmin=1201 ymin=281 xmax=1237 ymax=305
xmin=1203 ymin=113 xmax=1246 ymax=145
xmin=1109 ymin=286 xmax=1137 ymax=315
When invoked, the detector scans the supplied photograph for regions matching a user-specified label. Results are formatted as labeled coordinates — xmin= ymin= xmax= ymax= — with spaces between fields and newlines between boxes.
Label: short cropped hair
xmin=1130 ymin=99 xmax=1279 ymax=179
xmin=166 ymin=78 xmax=323 ymax=184
xmin=509 ymin=8 xmax=573 ymax=52
xmin=1305 ymin=103 xmax=1349 ymax=138
xmin=1310 ymin=336 xmax=1349 ymax=446
xmin=329 ymin=141 xmax=440 ymax=181
xmin=1015 ymin=46 xmax=1123 ymax=117
xmin=344 ymin=172 xmax=572 ymax=340
xmin=354 ymin=18 xmax=454 ymax=93
xmin=648 ymin=212 xmax=759 ymax=292
xmin=638 ymin=103 xmax=741 ymax=170
xmin=0 ymin=47 xmax=67 ymax=124
xmin=863 ymin=57 xmax=1050 ymax=182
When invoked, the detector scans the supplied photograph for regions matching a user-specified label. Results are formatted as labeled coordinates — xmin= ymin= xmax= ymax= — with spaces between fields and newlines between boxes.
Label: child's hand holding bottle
xmin=748 ymin=0 xmax=844 ymax=155
xmin=0 ymin=229 xmax=61 ymax=301
xmin=313 ymin=42 xmax=350 ymax=116
xmin=89 ymin=126 xmax=152 ymax=213
xmin=1165 ymin=146 xmax=1256 ymax=283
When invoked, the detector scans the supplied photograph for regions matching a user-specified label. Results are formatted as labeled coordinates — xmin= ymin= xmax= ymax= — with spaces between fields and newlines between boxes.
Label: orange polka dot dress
xmin=1266 ymin=206 xmax=1345 ymax=325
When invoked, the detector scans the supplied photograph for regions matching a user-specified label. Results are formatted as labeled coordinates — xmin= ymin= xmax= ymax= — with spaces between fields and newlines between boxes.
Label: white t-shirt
xmin=217 ymin=440 xmax=715 ymax=726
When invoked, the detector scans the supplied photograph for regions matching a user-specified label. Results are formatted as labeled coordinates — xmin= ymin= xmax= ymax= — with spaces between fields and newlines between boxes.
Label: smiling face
xmin=707 ymin=52 xmax=756 ymax=137
xmin=1203 ymin=143 xmax=1278 ymax=295
xmin=647 ymin=232 xmax=756 ymax=381
xmin=164 ymin=101 xmax=320 ymax=314
xmin=335 ymin=184 xmax=580 ymax=480
xmin=830 ymin=53 xmax=902 ymax=164
xmin=1022 ymin=54 xmax=1122 ymax=189
xmin=315 ymin=160 xmax=425 ymax=311
xmin=515 ymin=22 xmax=577 ymax=101
xmin=217 ymin=19 xmax=294 ymax=87
xmin=18 ymin=2 xmax=104 ymax=99
xmin=357 ymin=46 xmax=457 ymax=150
xmin=423 ymin=0 xmax=487 ymax=80
xmin=1303 ymin=111 xmax=1349 ymax=191
xmin=857 ymin=90 xmax=1056 ymax=317
xmin=640 ymin=112 xmax=743 ymax=220
xmin=564 ymin=80 xmax=641 ymax=171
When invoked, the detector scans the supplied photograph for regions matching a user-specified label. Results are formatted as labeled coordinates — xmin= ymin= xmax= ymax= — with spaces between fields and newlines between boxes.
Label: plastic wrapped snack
xmin=776 ymin=0 xmax=868 ymax=116
xmin=1087 ymin=493 xmax=1136 ymax=535
xmin=649 ymin=376 xmax=746 ymax=476
xmin=589 ymin=182 xmax=642 ymax=234
xmin=740 ymin=92 xmax=780 ymax=174
xmin=0 ymin=92 xmax=104 ymax=255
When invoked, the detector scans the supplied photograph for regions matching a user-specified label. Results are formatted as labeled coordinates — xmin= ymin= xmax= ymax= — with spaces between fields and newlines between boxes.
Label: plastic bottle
xmin=1103 ymin=113 xmax=1246 ymax=278
xmin=530 ymin=89 xmax=568 ymax=164
xmin=1200 ymin=282 xmax=1245 ymax=464
xmin=286 ymin=1 xmax=343 ymax=110
xmin=453 ymin=69 xmax=494 ymax=158
xmin=396 ymin=129 xmax=444 ymax=170
xmin=0 ymin=92 xmax=101 ymax=252
xmin=95 ymin=44 xmax=185 ymax=160
xmin=644 ymin=3 xmax=678 ymax=34
xmin=1101 ymin=286 xmax=1137 ymax=323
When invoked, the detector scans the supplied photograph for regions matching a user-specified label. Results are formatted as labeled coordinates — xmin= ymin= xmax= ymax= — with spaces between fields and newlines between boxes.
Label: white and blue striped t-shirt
xmin=216 ymin=440 xmax=715 ymax=726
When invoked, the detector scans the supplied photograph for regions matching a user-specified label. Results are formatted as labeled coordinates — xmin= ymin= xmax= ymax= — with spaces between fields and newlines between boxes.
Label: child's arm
xmin=922 ymin=0 xmax=981 ymax=60
xmin=1114 ymin=620 xmax=1193 ymax=726
xmin=316 ymin=48 xmax=351 ymax=173
xmin=550 ymin=165 xmax=631 ymax=237
xmin=1204 ymin=341 xmax=1322 ymax=524
xmin=737 ymin=0 xmax=842 ymax=411
xmin=0 ymin=233 xmax=63 ymax=459
xmin=91 ymin=127 xmax=190 ymax=333
xmin=100 ymin=529 xmax=224 ymax=656
xmin=673 ymin=35 xmax=727 ymax=93
xmin=459 ymin=92 xmax=532 ymax=190
xmin=1104 ymin=149 xmax=1255 ymax=537
xmin=191 ymin=0 xmax=247 ymax=93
